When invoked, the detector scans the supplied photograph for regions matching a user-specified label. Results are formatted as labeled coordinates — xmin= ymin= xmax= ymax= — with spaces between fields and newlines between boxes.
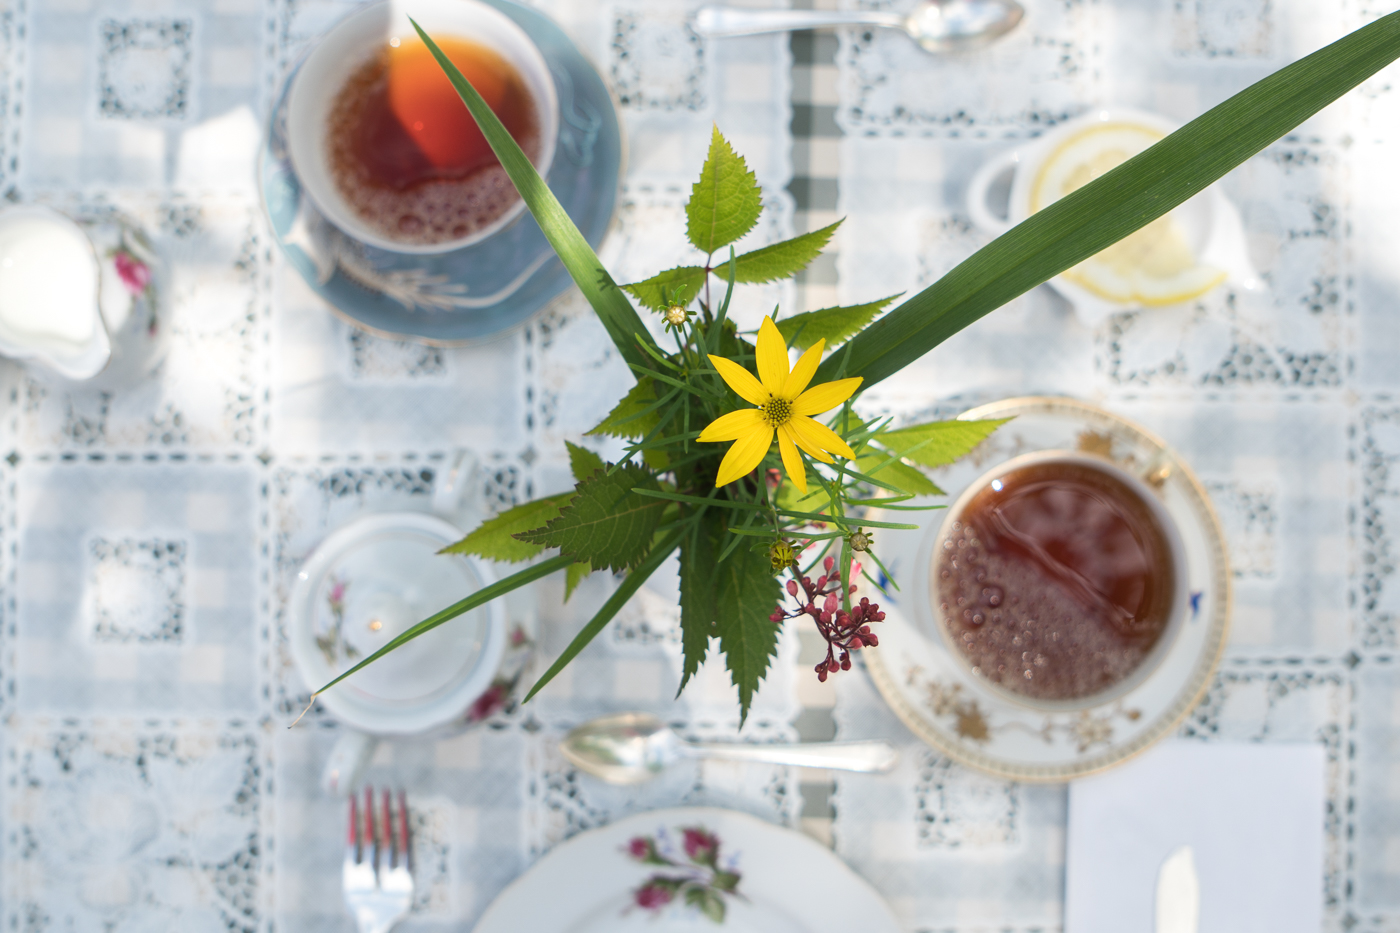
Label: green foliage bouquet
xmin=313 ymin=12 xmax=1400 ymax=723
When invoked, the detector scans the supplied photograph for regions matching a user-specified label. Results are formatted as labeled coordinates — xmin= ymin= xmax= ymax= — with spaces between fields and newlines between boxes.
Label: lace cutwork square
xmin=98 ymin=19 xmax=194 ymax=121
xmin=87 ymin=537 xmax=188 ymax=644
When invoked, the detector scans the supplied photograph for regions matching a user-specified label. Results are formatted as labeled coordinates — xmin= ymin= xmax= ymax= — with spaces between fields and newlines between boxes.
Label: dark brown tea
xmin=935 ymin=459 xmax=1176 ymax=702
xmin=327 ymin=36 xmax=542 ymax=247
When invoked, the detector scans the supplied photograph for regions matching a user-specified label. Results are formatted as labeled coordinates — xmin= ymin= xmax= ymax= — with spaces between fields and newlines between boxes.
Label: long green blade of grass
xmin=814 ymin=12 xmax=1400 ymax=387
xmin=409 ymin=19 xmax=656 ymax=372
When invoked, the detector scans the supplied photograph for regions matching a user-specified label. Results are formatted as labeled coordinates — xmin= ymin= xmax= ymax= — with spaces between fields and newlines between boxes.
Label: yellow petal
xmin=781 ymin=339 xmax=826 ymax=400
xmin=707 ymin=355 xmax=768 ymax=406
xmin=755 ymin=316 xmax=792 ymax=394
xmin=786 ymin=418 xmax=834 ymax=463
xmin=777 ymin=425 xmax=808 ymax=494
xmin=792 ymin=377 xmax=863 ymax=417
xmin=714 ymin=423 xmax=774 ymax=487
xmin=790 ymin=415 xmax=856 ymax=461
xmin=698 ymin=407 xmax=766 ymax=442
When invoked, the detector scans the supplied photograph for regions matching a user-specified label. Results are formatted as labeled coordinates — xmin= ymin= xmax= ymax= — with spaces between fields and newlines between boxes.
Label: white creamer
xmin=0 ymin=205 xmax=111 ymax=380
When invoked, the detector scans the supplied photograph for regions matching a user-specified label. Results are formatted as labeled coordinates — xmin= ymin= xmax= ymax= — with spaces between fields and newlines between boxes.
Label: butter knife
xmin=1155 ymin=845 xmax=1201 ymax=933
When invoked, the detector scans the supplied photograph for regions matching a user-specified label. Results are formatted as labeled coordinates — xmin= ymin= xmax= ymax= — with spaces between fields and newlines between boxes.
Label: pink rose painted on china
xmin=624 ymin=824 xmax=743 ymax=924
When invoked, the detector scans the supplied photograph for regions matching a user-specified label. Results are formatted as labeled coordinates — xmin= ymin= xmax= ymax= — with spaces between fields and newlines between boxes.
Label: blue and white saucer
xmin=258 ymin=0 xmax=622 ymax=344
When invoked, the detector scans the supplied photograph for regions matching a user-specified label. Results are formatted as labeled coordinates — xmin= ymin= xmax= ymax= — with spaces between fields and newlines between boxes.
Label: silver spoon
xmin=692 ymin=0 xmax=1025 ymax=53
xmin=560 ymin=711 xmax=900 ymax=785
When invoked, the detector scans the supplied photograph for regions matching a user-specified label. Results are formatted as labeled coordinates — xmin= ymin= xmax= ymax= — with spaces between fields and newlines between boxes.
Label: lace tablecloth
xmin=0 ymin=1 xmax=802 ymax=929
xmin=822 ymin=1 xmax=1400 ymax=931
xmin=1 ymin=0 xmax=1397 ymax=930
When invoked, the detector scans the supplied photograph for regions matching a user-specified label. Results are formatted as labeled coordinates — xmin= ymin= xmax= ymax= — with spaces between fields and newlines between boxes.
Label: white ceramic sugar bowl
xmin=286 ymin=455 xmax=535 ymax=794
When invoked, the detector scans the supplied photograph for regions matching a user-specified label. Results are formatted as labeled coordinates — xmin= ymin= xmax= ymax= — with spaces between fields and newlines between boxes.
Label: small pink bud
xmin=823 ymin=592 xmax=839 ymax=614
xmin=824 ymin=556 xmax=835 ymax=572
xmin=786 ymin=579 xmax=799 ymax=596
xmin=850 ymin=636 xmax=863 ymax=649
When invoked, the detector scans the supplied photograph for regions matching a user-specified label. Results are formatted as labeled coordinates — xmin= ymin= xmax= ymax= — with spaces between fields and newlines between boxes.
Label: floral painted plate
xmin=258 ymin=0 xmax=621 ymax=344
xmin=472 ymin=807 xmax=901 ymax=932
xmin=863 ymin=397 xmax=1231 ymax=781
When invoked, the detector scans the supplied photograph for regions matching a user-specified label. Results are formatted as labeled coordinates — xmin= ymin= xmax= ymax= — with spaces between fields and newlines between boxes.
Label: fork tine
xmin=397 ymin=790 xmax=411 ymax=872
xmin=382 ymin=788 xmax=394 ymax=869
xmin=364 ymin=786 xmax=378 ymax=877
xmin=348 ymin=793 xmax=360 ymax=861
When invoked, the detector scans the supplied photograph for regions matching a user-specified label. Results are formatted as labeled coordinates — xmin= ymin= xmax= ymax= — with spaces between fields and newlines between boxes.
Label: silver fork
xmin=344 ymin=787 xmax=414 ymax=933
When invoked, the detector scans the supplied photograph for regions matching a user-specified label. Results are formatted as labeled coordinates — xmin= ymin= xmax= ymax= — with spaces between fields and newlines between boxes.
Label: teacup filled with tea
xmin=286 ymin=0 xmax=560 ymax=254
xmin=930 ymin=450 xmax=1188 ymax=710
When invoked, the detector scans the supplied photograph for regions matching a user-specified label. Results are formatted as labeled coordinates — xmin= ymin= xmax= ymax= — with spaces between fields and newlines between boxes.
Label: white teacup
xmin=965 ymin=107 xmax=1260 ymax=325
xmin=930 ymin=450 xmax=1191 ymax=713
xmin=286 ymin=0 xmax=560 ymax=255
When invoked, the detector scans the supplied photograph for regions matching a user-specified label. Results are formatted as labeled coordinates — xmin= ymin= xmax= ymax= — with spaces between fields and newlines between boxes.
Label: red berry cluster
xmin=770 ymin=556 xmax=885 ymax=682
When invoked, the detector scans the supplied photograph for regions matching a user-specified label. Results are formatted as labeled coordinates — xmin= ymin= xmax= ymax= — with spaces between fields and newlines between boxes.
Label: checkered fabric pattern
xmin=4 ymin=0 xmax=1400 ymax=931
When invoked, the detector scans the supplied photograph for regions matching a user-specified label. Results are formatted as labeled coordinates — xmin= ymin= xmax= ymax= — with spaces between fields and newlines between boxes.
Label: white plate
xmin=864 ymin=397 xmax=1231 ymax=781
xmin=472 ymin=807 xmax=901 ymax=932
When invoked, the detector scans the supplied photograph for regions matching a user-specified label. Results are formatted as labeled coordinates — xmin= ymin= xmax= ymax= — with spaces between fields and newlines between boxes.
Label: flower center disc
xmin=762 ymin=396 xmax=792 ymax=427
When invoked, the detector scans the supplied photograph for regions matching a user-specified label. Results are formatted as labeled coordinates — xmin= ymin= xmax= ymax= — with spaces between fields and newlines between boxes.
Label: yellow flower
xmin=697 ymin=317 xmax=862 ymax=493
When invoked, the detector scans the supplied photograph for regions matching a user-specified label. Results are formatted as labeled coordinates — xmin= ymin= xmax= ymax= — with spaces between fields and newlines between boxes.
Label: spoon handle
xmin=687 ymin=739 xmax=899 ymax=772
xmin=692 ymin=7 xmax=905 ymax=38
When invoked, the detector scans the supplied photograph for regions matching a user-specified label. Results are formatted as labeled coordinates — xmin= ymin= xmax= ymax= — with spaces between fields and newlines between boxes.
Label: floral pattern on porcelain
xmin=625 ymin=825 xmax=743 ymax=924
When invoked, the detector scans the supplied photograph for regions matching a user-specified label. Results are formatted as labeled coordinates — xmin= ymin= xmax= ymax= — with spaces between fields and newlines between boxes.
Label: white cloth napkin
xmin=1065 ymin=740 xmax=1325 ymax=933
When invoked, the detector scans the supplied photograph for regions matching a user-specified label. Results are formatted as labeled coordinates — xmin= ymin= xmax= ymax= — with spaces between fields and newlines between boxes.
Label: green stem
xmin=522 ymin=527 xmax=687 ymax=702
xmin=312 ymin=552 xmax=576 ymax=698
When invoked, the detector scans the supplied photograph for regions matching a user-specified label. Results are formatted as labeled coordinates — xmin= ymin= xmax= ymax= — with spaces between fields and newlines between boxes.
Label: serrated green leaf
xmin=514 ymin=463 xmax=667 ymax=572
xmin=775 ymin=295 xmax=900 ymax=352
xmin=686 ymin=126 xmax=762 ymax=255
xmin=714 ymin=541 xmax=782 ymax=725
xmin=586 ymin=378 xmax=660 ymax=440
xmin=857 ymin=450 xmax=943 ymax=497
xmin=440 ymin=493 xmax=573 ymax=562
xmin=729 ymin=221 xmax=841 ymax=284
xmin=565 ymin=441 xmax=605 ymax=484
xmin=621 ymin=265 xmax=706 ymax=311
xmin=678 ymin=513 xmax=722 ymax=693
xmin=815 ymin=15 xmax=1400 ymax=389
xmin=564 ymin=560 xmax=592 ymax=601
xmin=876 ymin=418 xmax=1010 ymax=469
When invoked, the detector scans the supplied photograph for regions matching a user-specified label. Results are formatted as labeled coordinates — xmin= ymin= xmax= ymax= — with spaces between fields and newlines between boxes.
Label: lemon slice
xmin=1030 ymin=122 xmax=1226 ymax=306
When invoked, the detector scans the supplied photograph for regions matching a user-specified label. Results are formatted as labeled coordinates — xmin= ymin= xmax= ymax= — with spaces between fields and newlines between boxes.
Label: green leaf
xmin=686 ymin=126 xmax=762 ymax=255
xmin=586 ymin=378 xmax=660 ymax=439
xmin=514 ymin=462 xmax=667 ymax=572
xmin=816 ymin=13 xmax=1400 ymax=388
xmin=621 ymin=265 xmax=706 ymax=311
xmin=856 ymin=450 xmax=943 ymax=497
xmin=439 ymin=493 xmax=573 ymax=562
xmin=775 ymin=295 xmax=900 ymax=352
xmin=714 ymin=541 xmax=782 ymax=725
xmin=678 ymin=513 xmax=722 ymax=693
xmin=729 ymin=221 xmax=841 ymax=284
xmin=565 ymin=441 xmax=605 ymax=484
xmin=564 ymin=560 xmax=592 ymax=601
xmin=316 ymin=553 xmax=576 ymax=697
xmin=411 ymin=22 xmax=655 ymax=372
xmin=875 ymin=418 xmax=1010 ymax=469
xmin=698 ymin=889 xmax=727 ymax=924
xmin=711 ymin=870 xmax=741 ymax=893
xmin=523 ymin=528 xmax=685 ymax=702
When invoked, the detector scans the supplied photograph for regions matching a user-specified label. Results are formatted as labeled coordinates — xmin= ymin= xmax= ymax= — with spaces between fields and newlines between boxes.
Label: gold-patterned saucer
xmin=863 ymin=397 xmax=1231 ymax=781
